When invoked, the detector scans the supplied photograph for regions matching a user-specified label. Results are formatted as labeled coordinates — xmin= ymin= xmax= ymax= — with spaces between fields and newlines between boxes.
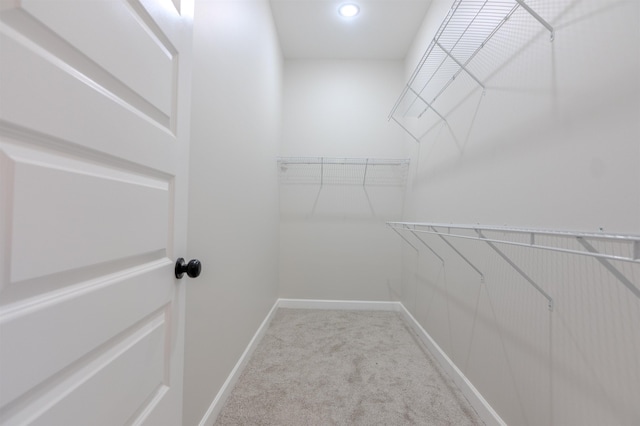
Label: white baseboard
xmin=398 ymin=304 xmax=506 ymax=426
xmin=199 ymin=298 xmax=504 ymax=426
xmin=197 ymin=299 xmax=280 ymax=426
xmin=277 ymin=298 xmax=402 ymax=311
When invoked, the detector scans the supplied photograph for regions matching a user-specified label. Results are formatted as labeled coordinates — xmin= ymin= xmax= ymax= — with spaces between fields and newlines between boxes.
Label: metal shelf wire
xmin=277 ymin=157 xmax=410 ymax=186
xmin=388 ymin=222 xmax=640 ymax=310
xmin=389 ymin=0 xmax=554 ymax=142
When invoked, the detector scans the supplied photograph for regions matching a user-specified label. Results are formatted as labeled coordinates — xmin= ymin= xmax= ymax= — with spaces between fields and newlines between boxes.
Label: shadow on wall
xmin=398 ymin=0 xmax=639 ymax=423
xmin=277 ymin=158 xmax=408 ymax=301
xmin=402 ymin=0 xmax=636 ymax=187
xmin=400 ymin=227 xmax=640 ymax=425
xmin=280 ymin=185 xmax=406 ymax=221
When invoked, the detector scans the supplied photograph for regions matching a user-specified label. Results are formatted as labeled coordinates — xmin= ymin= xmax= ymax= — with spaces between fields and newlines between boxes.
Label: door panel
xmin=0 ymin=261 xmax=172 ymax=408
xmin=20 ymin=0 xmax=176 ymax=117
xmin=9 ymin=310 xmax=168 ymax=426
xmin=5 ymin=142 xmax=170 ymax=283
xmin=0 ymin=0 xmax=193 ymax=424
xmin=0 ymin=4 xmax=177 ymax=166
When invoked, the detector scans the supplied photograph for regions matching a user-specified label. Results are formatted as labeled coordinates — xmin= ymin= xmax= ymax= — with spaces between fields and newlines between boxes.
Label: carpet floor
xmin=214 ymin=309 xmax=484 ymax=425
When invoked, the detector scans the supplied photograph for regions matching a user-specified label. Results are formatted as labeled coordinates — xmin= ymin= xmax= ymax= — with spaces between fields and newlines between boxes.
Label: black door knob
xmin=175 ymin=258 xmax=202 ymax=279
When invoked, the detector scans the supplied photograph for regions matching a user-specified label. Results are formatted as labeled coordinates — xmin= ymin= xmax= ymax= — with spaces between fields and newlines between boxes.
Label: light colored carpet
xmin=214 ymin=309 xmax=484 ymax=425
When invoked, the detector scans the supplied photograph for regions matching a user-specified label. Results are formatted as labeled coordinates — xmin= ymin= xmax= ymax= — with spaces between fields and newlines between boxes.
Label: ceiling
xmin=269 ymin=0 xmax=435 ymax=60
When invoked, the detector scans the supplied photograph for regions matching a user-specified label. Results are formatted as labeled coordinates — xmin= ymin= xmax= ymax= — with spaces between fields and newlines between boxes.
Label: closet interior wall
xmin=399 ymin=1 xmax=640 ymax=425
xmin=184 ymin=1 xmax=282 ymax=425
xmin=278 ymin=60 xmax=407 ymax=301
xmin=184 ymin=1 xmax=638 ymax=425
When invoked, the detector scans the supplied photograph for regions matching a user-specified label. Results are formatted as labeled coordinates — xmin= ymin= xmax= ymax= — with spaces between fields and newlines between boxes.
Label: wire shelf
xmin=389 ymin=0 xmax=554 ymax=142
xmin=388 ymin=221 xmax=640 ymax=308
xmin=277 ymin=157 xmax=410 ymax=186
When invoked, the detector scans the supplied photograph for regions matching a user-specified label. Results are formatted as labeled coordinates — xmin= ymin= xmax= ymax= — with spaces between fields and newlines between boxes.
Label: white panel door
xmin=0 ymin=0 xmax=194 ymax=424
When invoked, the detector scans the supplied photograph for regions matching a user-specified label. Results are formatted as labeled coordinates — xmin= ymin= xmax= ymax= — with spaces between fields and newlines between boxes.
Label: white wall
xmin=184 ymin=1 xmax=282 ymax=425
xmin=279 ymin=60 xmax=407 ymax=301
xmin=281 ymin=60 xmax=406 ymax=158
xmin=400 ymin=1 xmax=640 ymax=425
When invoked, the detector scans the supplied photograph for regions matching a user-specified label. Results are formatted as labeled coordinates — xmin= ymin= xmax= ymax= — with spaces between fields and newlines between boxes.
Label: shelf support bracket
xmin=408 ymin=87 xmax=448 ymax=122
xmin=435 ymin=41 xmax=485 ymax=90
xmin=362 ymin=158 xmax=369 ymax=186
xmin=409 ymin=229 xmax=445 ymax=264
xmin=477 ymin=230 xmax=554 ymax=311
xmin=515 ymin=0 xmax=555 ymax=41
xmin=391 ymin=116 xmax=421 ymax=143
xmin=431 ymin=226 xmax=484 ymax=282
xmin=576 ymin=237 xmax=640 ymax=299
xmin=390 ymin=226 xmax=419 ymax=252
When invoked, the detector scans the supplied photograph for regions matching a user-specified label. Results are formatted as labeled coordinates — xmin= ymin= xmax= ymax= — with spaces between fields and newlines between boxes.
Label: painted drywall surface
xmin=399 ymin=1 xmax=640 ymax=425
xmin=184 ymin=1 xmax=282 ymax=425
xmin=281 ymin=60 xmax=406 ymax=158
xmin=279 ymin=60 xmax=407 ymax=300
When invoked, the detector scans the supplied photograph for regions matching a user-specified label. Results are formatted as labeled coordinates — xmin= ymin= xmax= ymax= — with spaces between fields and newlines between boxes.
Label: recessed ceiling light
xmin=339 ymin=3 xmax=360 ymax=18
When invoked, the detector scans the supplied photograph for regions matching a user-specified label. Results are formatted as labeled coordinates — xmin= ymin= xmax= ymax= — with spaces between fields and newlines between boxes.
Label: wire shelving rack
xmin=388 ymin=222 xmax=640 ymax=310
xmin=389 ymin=0 xmax=554 ymax=142
xmin=277 ymin=157 xmax=410 ymax=187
